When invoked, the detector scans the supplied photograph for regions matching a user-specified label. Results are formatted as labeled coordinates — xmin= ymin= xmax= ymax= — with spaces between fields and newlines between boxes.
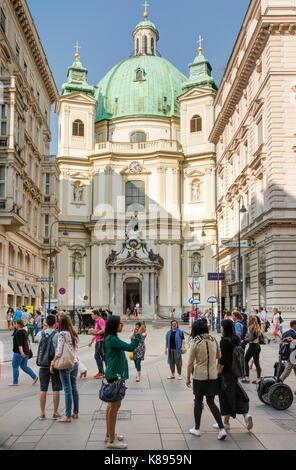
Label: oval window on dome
xmin=73 ymin=119 xmax=84 ymax=137
xmin=190 ymin=115 xmax=202 ymax=133
xmin=130 ymin=131 xmax=147 ymax=143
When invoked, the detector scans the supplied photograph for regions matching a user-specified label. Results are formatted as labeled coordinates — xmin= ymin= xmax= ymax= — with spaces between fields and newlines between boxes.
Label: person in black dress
xmin=214 ymin=319 xmax=253 ymax=431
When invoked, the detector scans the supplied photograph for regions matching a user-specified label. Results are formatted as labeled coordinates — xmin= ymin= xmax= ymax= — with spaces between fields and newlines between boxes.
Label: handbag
xmin=129 ymin=352 xmax=134 ymax=361
xmin=54 ymin=335 xmax=75 ymax=370
xmin=217 ymin=373 xmax=227 ymax=393
xmin=99 ymin=375 xmax=127 ymax=403
xmin=28 ymin=349 xmax=33 ymax=360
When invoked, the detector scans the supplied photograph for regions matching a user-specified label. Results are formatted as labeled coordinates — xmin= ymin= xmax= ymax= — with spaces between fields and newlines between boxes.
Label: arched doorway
xmin=123 ymin=277 xmax=142 ymax=314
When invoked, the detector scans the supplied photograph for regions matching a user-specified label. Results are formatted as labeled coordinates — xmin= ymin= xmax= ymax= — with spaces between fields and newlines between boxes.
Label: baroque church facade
xmin=55 ymin=14 xmax=218 ymax=318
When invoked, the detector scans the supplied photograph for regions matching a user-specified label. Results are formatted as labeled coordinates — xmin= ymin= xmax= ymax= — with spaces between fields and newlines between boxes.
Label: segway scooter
xmin=257 ymin=342 xmax=294 ymax=410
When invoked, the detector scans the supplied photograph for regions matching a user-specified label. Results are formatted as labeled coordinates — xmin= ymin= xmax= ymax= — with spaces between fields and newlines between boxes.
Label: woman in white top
xmin=272 ymin=308 xmax=282 ymax=343
xmin=50 ymin=315 xmax=79 ymax=422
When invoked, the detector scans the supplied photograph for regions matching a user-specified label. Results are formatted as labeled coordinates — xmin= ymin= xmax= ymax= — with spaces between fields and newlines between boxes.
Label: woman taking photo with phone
xmin=103 ymin=316 xmax=146 ymax=449
xmin=130 ymin=322 xmax=147 ymax=382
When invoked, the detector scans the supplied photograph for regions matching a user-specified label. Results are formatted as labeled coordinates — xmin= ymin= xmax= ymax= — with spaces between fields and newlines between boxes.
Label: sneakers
xmin=94 ymin=373 xmax=104 ymax=379
xmin=244 ymin=414 xmax=253 ymax=431
xmin=189 ymin=428 xmax=201 ymax=437
xmin=167 ymin=376 xmax=175 ymax=379
xmin=107 ymin=439 xmax=128 ymax=449
xmin=32 ymin=377 xmax=38 ymax=385
xmin=178 ymin=375 xmax=183 ymax=380
xmin=8 ymin=383 xmax=18 ymax=386
xmin=52 ymin=413 xmax=62 ymax=420
xmin=213 ymin=423 xmax=230 ymax=431
xmin=104 ymin=434 xmax=124 ymax=443
xmin=39 ymin=415 xmax=46 ymax=420
xmin=218 ymin=429 xmax=227 ymax=440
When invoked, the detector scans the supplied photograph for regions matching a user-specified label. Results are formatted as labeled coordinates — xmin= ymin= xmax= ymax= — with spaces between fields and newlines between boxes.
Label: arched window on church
xmin=190 ymin=115 xmax=202 ymax=133
xmin=151 ymin=37 xmax=155 ymax=55
xmin=125 ymin=181 xmax=145 ymax=212
xmin=73 ymin=119 xmax=84 ymax=137
xmin=143 ymin=35 xmax=148 ymax=55
xmin=136 ymin=38 xmax=139 ymax=55
xmin=136 ymin=69 xmax=143 ymax=81
xmin=130 ymin=131 xmax=147 ymax=143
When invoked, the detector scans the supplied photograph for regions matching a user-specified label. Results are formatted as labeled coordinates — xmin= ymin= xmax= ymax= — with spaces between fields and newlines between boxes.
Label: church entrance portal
xmin=123 ymin=277 xmax=142 ymax=314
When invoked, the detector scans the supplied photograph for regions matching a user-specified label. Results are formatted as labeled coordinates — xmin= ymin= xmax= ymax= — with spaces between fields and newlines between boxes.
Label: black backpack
xmin=232 ymin=344 xmax=246 ymax=378
xmin=279 ymin=340 xmax=291 ymax=361
xmin=36 ymin=331 xmax=57 ymax=367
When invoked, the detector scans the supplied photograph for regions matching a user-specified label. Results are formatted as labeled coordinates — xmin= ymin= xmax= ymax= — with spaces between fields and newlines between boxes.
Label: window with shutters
xmin=190 ymin=115 xmax=202 ymax=133
xmin=0 ymin=166 xmax=5 ymax=199
xmin=73 ymin=119 xmax=84 ymax=137
xmin=0 ymin=105 xmax=8 ymax=137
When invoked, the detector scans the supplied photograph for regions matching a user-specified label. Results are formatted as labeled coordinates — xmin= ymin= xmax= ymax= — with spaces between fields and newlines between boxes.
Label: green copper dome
xmin=94 ymin=55 xmax=186 ymax=122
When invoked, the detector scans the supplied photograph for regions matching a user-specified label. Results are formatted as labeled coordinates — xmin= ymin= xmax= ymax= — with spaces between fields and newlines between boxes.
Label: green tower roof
xmin=94 ymin=55 xmax=186 ymax=122
xmin=182 ymin=52 xmax=217 ymax=92
xmin=60 ymin=59 xmax=95 ymax=97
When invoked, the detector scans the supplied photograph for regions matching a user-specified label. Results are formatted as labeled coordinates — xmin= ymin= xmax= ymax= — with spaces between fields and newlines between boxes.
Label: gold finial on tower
xmin=197 ymin=35 xmax=204 ymax=55
xmin=74 ymin=40 xmax=81 ymax=62
xmin=142 ymin=0 xmax=150 ymax=19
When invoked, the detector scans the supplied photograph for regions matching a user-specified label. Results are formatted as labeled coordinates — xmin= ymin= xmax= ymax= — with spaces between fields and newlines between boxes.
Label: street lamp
xmin=48 ymin=221 xmax=68 ymax=315
xmin=238 ymin=197 xmax=247 ymax=312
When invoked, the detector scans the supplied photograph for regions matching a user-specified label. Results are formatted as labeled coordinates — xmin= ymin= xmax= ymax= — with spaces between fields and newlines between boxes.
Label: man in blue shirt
xmin=13 ymin=309 xmax=22 ymax=323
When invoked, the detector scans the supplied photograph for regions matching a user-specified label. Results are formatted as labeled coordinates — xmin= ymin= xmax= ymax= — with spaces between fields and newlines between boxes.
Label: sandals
xmin=57 ymin=416 xmax=72 ymax=423
xmin=72 ymin=414 xmax=79 ymax=419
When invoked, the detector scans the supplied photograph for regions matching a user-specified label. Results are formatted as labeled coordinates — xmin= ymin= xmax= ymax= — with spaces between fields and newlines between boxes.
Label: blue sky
xmin=27 ymin=0 xmax=250 ymax=153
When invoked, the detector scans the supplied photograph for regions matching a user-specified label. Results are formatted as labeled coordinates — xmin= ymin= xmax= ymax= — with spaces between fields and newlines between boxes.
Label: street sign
xmin=208 ymin=273 xmax=225 ymax=281
xmin=221 ymin=239 xmax=248 ymax=248
xmin=59 ymin=288 xmax=66 ymax=295
xmin=37 ymin=278 xmax=53 ymax=283
xmin=208 ymin=296 xmax=218 ymax=304
xmin=188 ymin=297 xmax=193 ymax=304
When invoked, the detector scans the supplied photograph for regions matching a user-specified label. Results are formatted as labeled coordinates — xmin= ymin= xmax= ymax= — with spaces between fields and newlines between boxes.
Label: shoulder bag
xmin=99 ymin=375 xmax=127 ymax=403
xmin=54 ymin=333 xmax=75 ymax=370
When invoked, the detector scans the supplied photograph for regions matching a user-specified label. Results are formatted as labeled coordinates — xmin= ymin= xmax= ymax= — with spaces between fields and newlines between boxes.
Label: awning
xmin=8 ymin=281 xmax=23 ymax=296
xmin=0 ymin=279 xmax=14 ymax=295
xmin=18 ymin=282 xmax=30 ymax=296
xmin=41 ymin=287 xmax=49 ymax=298
xmin=26 ymin=285 xmax=36 ymax=298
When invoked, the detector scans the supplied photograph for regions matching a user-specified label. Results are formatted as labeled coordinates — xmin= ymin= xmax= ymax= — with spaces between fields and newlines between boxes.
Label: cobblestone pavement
xmin=0 ymin=321 xmax=295 ymax=451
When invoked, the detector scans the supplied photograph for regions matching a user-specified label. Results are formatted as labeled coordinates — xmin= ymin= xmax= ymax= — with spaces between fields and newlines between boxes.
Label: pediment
xmin=184 ymin=169 xmax=205 ymax=178
xmin=116 ymin=257 xmax=150 ymax=266
xmin=179 ymin=86 xmax=215 ymax=102
xmin=70 ymin=171 xmax=88 ymax=180
xmin=58 ymin=92 xmax=97 ymax=106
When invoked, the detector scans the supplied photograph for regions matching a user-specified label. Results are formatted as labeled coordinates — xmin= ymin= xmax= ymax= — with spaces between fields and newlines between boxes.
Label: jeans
xmin=134 ymin=358 xmax=142 ymax=372
xmin=94 ymin=341 xmax=105 ymax=374
xmin=59 ymin=362 xmax=79 ymax=418
xmin=12 ymin=353 xmax=37 ymax=385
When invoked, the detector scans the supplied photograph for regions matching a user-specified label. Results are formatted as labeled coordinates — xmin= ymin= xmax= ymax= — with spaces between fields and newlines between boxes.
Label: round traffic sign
xmin=208 ymin=296 xmax=217 ymax=303
xmin=59 ymin=288 xmax=66 ymax=295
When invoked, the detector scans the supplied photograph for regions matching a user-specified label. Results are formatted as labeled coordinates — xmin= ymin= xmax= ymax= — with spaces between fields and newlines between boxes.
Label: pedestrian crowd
xmin=6 ymin=304 xmax=296 ymax=449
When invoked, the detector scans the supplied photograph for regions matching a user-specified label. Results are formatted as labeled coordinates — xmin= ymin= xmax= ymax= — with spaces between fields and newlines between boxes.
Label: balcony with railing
xmin=93 ymin=140 xmax=183 ymax=155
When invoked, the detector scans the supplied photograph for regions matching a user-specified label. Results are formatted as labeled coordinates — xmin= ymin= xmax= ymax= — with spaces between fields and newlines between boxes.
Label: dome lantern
xmin=133 ymin=3 xmax=159 ymax=56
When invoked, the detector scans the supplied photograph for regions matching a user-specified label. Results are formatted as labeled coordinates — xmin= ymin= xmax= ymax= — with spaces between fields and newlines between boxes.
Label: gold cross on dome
xmin=197 ymin=35 xmax=204 ymax=55
xmin=74 ymin=40 xmax=81 ymax=61
xmin=142 ymin=0 xmax=150 ymax=18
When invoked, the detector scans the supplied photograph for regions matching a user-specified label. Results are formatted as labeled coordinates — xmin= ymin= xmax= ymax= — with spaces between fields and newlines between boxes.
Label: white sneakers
xmin=107 ymin=439 xmax=128 ymax=449
xmin=213 ymin=423 xmax=230 ymax=431
xmin=244 ymin=414 xmax=253 ymax=430
xmin=218 ymin=429 xmax=227 ymax=440
xmin=189 ymin=428 xmax=201 ymax=437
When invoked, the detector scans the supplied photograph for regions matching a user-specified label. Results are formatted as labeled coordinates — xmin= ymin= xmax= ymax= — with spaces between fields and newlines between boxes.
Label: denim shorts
xmin=39 ymin=367 xmax=63 ymax=392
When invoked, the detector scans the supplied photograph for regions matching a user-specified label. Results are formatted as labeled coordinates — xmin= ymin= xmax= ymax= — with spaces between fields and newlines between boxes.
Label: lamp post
xmin=48 ymin=221 xmax=68 ymax=315
xmin=238 ymin=197 xmax=247 ymax=312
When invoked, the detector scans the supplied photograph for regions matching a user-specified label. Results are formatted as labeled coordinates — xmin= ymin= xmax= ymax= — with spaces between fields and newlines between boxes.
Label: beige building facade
xmin=55 ymin=18 xmax=218 ymax=318
xmin=0 ymin=0 xmax=58 ymax=328
xmin=210 ymin=0 xmax=296 ymax=316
